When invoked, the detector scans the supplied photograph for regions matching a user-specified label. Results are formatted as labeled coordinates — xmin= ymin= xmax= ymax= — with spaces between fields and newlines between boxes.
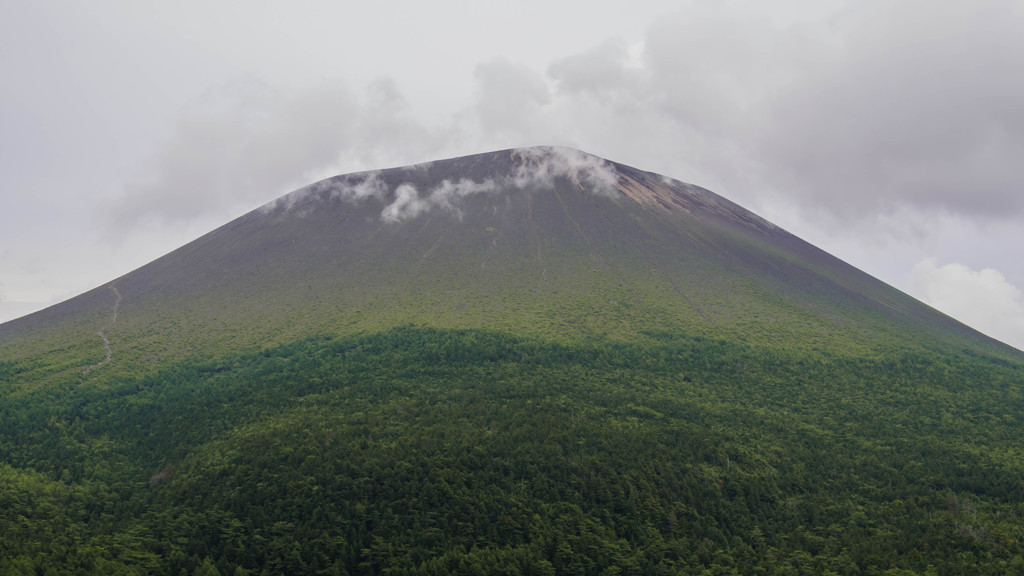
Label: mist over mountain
xmin=1 ymin=147 xmax=1022 ymax=575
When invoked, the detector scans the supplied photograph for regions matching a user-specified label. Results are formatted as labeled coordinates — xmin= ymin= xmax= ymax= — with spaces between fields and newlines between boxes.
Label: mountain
xmin=3 ymin=147 xmax=1014 ymax=376
xmin=1 ymin=147 xmax=1023 ymax=575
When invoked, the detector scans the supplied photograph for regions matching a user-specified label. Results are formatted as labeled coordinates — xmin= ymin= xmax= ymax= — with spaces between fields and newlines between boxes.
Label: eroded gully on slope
xmin=83 ymin=284 xmax=121 ymax=375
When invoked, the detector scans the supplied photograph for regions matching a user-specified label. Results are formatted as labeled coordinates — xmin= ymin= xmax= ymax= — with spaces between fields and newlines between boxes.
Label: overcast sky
xmin=3 ymin=0 xmax=1023 ymax=350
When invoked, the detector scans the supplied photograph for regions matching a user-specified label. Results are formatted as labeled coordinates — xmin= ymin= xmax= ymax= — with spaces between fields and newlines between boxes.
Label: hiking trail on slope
xmin=83 ymin=284 xmax=121 ymax=375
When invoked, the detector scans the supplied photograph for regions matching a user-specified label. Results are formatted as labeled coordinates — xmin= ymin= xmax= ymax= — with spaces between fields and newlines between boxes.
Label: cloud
xmin=462 ymin=1 xmax=1024 ymax=227
xmin=381 ymin=184 xmax=428 ymax=223
xmin=99 ymin=1 xmax=1024 ymax=247
xmin=474 ymin=58 xmax=552 ymax=138
xmin=335 ymin=172 xmax=389 ymax=202
xmin=381 ymin=178 xmax=498 ymax=223
xmin=426 ymin=178 xmax=499 ymax=216
xmin=909 ymin=258 xmax=1024 ymax=351
xmin=547 ymin=38 xmax=641 ymax=97
xmin=105 ymin=78 xmax=451 ymax=231
xmin=107 ymin=80 xmax=357 ymax=226
xmin=261 ymin=171 xmax=388 ymax=215
xmin=511 ymin=147 xmax=620 ymax=196
xmin=757 ymin=0 xmax=1024 ymax=220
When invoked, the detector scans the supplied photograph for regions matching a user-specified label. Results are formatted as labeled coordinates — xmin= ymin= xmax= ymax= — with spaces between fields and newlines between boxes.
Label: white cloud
xmin=105 ymin=78 xmax=451 ymax=230
xmin=334 ymin=172 xmax=389 ymax=202
xmin=380 ymin=184 xmax=427 ymax=223
xmin=427 ymin=178 xmax=498 ymax=217
xmin=380 ymin=178 xmax=499 ymax=223
xmin=909 ymin=258 xmax=1024 ymax=351
xmin=511 ymin=147 xmax=620 ymax=196
xmin=260 ymin=171 xmax=388 ymax=216
xmin=101 ymin=1 xmax=1024 ymax=236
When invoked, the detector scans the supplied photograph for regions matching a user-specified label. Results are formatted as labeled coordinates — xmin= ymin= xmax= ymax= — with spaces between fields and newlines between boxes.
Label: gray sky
xmin=3 ymin=0 xmax=1023 ymax=350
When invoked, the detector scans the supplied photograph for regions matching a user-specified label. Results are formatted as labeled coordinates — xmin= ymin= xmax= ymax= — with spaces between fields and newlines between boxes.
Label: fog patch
xmin=381 ymin=184 xmax=428 ymax=223
xmin=428 ymin=178 xmax=498 ymax=217
xmin=511 ymin=146 xmax=620 ymax=196
xmin=333 ymin=171 xmax=388 ymax=202
xmin=381 ymin=178 xmax=498 ymax=223
xmin=260 ymin=171 xmax=387 ymax=215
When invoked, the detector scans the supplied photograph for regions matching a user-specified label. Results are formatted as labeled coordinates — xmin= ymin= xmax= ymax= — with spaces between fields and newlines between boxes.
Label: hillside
xmin=2 ymin=147 xmax=1015 ymax=379
xmin=1 ymin=147 xmax=1023 ymax=575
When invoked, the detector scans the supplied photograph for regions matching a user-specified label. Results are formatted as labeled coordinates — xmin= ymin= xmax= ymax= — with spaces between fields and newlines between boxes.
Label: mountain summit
xmin=2 ymin=147 xmax=1023 ymax=574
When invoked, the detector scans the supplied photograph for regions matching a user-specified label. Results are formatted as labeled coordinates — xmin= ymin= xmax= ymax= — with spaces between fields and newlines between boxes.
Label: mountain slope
xmin=1 ymin=147 xmax=1023 ymax=575
xmin=2 ymin=147 xmax=1015 ymax=378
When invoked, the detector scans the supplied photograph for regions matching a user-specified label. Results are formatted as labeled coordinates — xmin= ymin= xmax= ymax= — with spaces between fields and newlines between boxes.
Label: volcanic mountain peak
xmin=3 ymin=146 xmax=1018 ymax=374
xmin=257 ymin=145 xmax=778 ymax=238
xmin=261 ymin=146 xmax=621 ymax=223
xmin=508 ymin=146 xmax=621 ymax=195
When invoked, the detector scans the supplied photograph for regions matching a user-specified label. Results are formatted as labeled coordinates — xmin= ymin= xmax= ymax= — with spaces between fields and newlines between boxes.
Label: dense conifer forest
xmin=3 ymin=326 xmax=1024 ymax=575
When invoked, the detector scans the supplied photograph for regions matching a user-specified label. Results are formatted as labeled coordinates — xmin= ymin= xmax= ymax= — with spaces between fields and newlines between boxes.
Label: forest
xmin=2 ymin=326 xmax=1024 ymax=575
